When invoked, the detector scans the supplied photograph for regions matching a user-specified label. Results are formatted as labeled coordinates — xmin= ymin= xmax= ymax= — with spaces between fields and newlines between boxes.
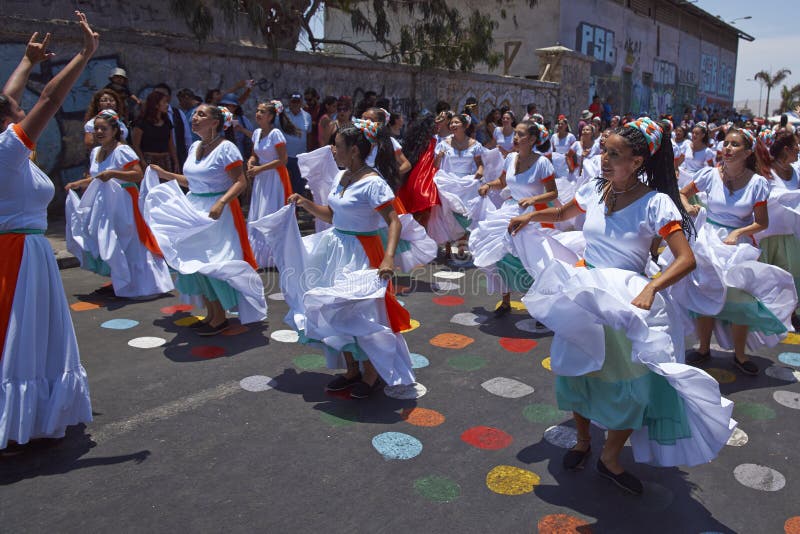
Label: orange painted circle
xmin=429 ymin=333 xmax=474 ymax=350
xmin=499 ymin=337 xmax=538 ymax=353
xmin=161 ymin=304 xmax=194 ymax=314
xmin=537 ymin=513 xmax=592 ymax=533
xmin=401 ymin=407 xmax=445 ymax=427
xmin=785 ymin=516 xmax=800 ymax=534
xmin=70 ymin=301 xmax=102 ymax=311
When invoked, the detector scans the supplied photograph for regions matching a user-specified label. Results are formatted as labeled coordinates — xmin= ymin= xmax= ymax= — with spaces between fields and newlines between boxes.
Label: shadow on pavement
xmin=152 ymin=314 xmax=270 ymax=363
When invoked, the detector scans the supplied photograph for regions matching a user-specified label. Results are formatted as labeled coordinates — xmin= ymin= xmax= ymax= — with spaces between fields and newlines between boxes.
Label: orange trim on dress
xmin=274 ymin=142 xmax=286 ymax=149
xmin=122 ymin=159 xmax=140 ymax=170
xmin=566 ymin=150 xmax=579 ymax=173
xmin=229 ymin=197 xmax=258 ymax=270
xmin=12 ymin=123 xmax=34 ymax=150
xmin=0 ymin=234 xmax=25 ymax=360
xmin=225 ymin=160 xmax=244 ymax=171
xmin=374 ymin=199 xmax=394 ymax=212
xmin=533 ymin=202 xmax=555 ymax=229
xmin=753 ymin=200 xmax=767 ymax=208
xmin=277 ymin=165 xmax=293 ymax=204
xmin=354 ymin=234 xmax=411 ymax=333
xmin=686 ymin=182 xmax=699 ymax=196
xmin=541 ymin=173 xmax=555 ymax=183
xmin=392 ymin=197 xmax=409 ymax=215
xmin=658 ymin=220 xmax=683 ymax=239
xmin=123 ymin=187 xmax=164 ymax=258
xmin=574 ymin=258 xmax=587 ymax=268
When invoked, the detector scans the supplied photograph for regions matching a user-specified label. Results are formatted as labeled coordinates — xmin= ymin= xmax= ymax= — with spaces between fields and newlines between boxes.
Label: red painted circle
xmin=161 ymin=304 xmax=194 ymax=315
xmin=433 ymin=295 xmax=465 ymax=307
xmin=460 ymin=426 xmax=513 ymax=450
xmin=499 ymin=337 xmax=538 ymax=353
xmin=190 ymin=345 xmax=226 ymax=359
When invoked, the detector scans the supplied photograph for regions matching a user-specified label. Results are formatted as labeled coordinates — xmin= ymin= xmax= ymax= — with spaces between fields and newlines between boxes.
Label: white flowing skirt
xmin=65 ymin=180 xmax=173 ymax=297
xmin=249 ymin=204 xmax=415 ymax=385
xmin=298 ymin=146 xmax=339 ymax=233
xmin=1 ymin=234 xmax=92 ymax=448
xmin=427 ymin=169 xmax=486 ymax=244
xmin=143 ymin=180 xmax=267 ymax=324
xmin=523 ymin=262 xmax=736 ymax=467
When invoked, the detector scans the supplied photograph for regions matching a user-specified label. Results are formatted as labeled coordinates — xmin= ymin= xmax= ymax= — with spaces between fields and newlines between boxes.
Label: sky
xmin=690 ymin=0 xmax=800 ymax=112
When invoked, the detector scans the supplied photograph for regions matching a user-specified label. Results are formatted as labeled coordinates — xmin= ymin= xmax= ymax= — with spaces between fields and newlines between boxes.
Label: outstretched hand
xmin=25 ymin=32 xmax=55 ymax=64
xmin=75 ymin=11 xmax=99 ymax=57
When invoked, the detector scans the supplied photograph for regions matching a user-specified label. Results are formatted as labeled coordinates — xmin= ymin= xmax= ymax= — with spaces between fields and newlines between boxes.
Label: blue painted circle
xmin=778 ymin=352 xmax=800 ymax=367
xmin=101 ymin=319 xmax=139 ymax=330
xmin=410 ymin=353 xmax=430 ymax=369
xmin=371 ymin=432 xmax=423 ymax=460
xmin=397 ymin=300 xmax=406 ymax=307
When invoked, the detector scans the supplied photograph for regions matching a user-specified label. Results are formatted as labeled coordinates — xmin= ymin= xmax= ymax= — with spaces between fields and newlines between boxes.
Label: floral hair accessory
xmin=270 ymin=100 xmax=284 ymax=115
xmin=537 ymin=123 xmax=551 ymax=145
xmin=626 ymin=116 xmax=663 ymax=156
xmin=758 ymin=128 xmax=775 ymax=148
xmin=217 ymin=106 xmax=233 ymax=130
xmin=96 ymin=109 xmax=120 ymax=123
xmin=352 ymin=118 xmax=379 ymax=144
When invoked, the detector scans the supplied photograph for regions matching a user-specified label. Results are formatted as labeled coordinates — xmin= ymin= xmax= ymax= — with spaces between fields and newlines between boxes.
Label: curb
xmin=57 ymin=255 xmax=80 ymax=270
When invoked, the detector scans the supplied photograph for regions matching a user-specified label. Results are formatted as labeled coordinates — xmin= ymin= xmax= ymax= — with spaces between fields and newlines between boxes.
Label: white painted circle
xmin=726 ymin=427 xmax=749 ymax=447
xmin=773 ymin=390 xmax=800 ymax=410
xmin=733 ymin=463 xmax=786 ymax=492
xmin=239 ymin=375 xmax=276 ymax=392
xmin=764 ymin=366 xmax=800 ymax=383
xmin=481 ymin=377 xmax=534 ymax=399
xmin=268 ymin=292 xmax=285 ymax=301
xmin=270 ymin=329 xmax=299 ymax=343
xmin=450 ymin=312 xmax=487 ymax=327
xmin=434 ymin=271 xmax=465 ymax=280
xmin=433 ymin=281 xmax=460 ymax=291
xmin=384 ymin=382 xmax=428 ymax=399
xmin=515 ymin=319 xmax=551 ymax=334
xmin=543 ymin=425 xmax=578 ymax=449
xmin=127 ymin=336 xmax=166 ymax=349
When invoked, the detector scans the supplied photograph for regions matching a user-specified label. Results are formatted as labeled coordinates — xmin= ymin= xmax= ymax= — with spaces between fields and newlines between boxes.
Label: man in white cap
xmin=105 ymin=67 xmax=139 ymax=121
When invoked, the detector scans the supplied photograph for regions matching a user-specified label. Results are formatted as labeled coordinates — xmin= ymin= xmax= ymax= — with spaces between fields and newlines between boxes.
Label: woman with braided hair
xmin=510 ymin=118 xmax=734 ymax=495
xmin=145 ymin=104 xmax=266 ymax=336
xmin=65 ymin=109 xmax=173 ymax=298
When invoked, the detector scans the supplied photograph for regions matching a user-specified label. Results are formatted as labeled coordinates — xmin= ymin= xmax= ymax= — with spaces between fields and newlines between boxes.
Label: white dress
xmin=677 ymin=146 xmax=715 ymax=188
xmin=551 ymin=132 xmax=577 ymax=155
xmin=143 ymin=140 xmax=267 ymax=324
xmin=428 ymin=139 xmax=485 ymax=244
xmin=523 ymin=181 xmax=735 ymax=466
xmin=249 ymin=174 xmax=416 ymax=385
xmin=469 ymin=153 xmax=557 ymax=294
xmin=248 ymin=128 xmax=290 ymax=221
xmin=85 ymin=118 xmax=129 ymax=140
xmin=0 ymin=123 xmax=92 ymax=447
xmin=492 ymin=126 xmax=514 ymax=153
xmin=65 ymin=144 xmax=173 ymax=297
xmin=666 ymin=167 xmax=796 ymax=349
xmin=297 ymin=145 xmax=340 ymax=233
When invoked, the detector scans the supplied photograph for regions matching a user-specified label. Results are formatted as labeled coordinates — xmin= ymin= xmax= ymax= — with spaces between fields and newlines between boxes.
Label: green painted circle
xmin=293 ymin=353 xmax=327 ymax=370
xmin=734 ymin=402 xmax=776 ymax=421
xmin=446 ymin=354 xmax=487 ymax=371
xmin=522 ymin=403 xmax=568 ymax=424
xmin=319 ymin=406 xmax=359 ymax=427
xmin=414 ymin=476 xmax=461 ymax=503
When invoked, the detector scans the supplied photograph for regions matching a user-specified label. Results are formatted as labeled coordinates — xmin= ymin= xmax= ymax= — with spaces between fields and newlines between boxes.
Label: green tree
xmin=169 ymin=0 xmax=537 ymax=71
xmin=754 ymin=68 xmax=792 ymax=117
xmin=778 ymin=83 xmax=800 ymax=114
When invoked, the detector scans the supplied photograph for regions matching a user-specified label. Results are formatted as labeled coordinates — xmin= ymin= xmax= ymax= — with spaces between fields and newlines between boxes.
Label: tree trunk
xmin=765 ymin=86 xmax=772 ymax=117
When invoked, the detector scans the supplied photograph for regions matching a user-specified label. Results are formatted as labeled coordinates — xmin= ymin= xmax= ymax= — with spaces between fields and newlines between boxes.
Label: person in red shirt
xmin=588 ymin=95 xmax=602 ymax=118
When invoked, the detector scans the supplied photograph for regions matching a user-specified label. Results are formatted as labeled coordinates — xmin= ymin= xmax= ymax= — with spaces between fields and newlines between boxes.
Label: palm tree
xmin=754 ymin=68 xmax=792 ymax=117
xmin=779 ymin=84 xmax=800 ymax=113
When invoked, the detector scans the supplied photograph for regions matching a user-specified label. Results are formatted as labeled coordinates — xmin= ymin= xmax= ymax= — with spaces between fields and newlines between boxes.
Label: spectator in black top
xmin=132 ymin=90 xmax=178 ymax=172
xmin=153 ymin=83 xmax=188 ymax=167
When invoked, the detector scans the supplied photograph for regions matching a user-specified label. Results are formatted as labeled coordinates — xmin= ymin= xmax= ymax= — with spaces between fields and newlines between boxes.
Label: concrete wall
xmin=0 ymin=0 xmax=565 ymax=212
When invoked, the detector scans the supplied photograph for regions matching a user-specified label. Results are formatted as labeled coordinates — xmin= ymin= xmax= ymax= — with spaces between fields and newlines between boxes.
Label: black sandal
xmin=686 ymin=349 xmax=711 ymax=366
xmin=494 ymin=302 xmax=512 ymax=318
xmin=563 ymin=439 xmax=592 ymax=470
xmin=597 ymin=459 xmax=643 ymax=495
xmin=734 ymin=356 xmax=758 ymax=376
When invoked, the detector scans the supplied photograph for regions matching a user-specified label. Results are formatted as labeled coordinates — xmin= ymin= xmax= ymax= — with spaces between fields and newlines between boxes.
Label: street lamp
xmin=729 ymin=16 xmax=752 ymax=24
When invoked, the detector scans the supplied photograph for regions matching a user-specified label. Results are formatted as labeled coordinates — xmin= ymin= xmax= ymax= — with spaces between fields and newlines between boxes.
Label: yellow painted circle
xmin=706 ymin=367 xmax=737 ymax=384
xmin=485 ymin=465 xmax=540 ymax=495
xmin=541 ymin=357 xmax=552 ymax=371
xmin=174 ymin=315 xmax=205 ymax=326
xmin=495 ymin=300 xmax=526 ymax=311
xmin=782 ymin=333 xmax=800 ymax=345
xmin=401 ymin=319 xmax=420 ymax=333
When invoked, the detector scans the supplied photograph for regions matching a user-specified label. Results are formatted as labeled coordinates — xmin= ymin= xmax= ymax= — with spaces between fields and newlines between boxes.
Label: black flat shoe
xmin=562 ymin=446 xmax=591 ymax=470
xmin=597 ymin=459 xmax=643 ymax=496
xmin=494 ymin=303 xmax=512 ymax=318
xmin=350 ymin=378 xmax=382 ymax=399
xmin=325 ymin=373 xmax=361 ymax=391
xmin=686 ymin=349 xmax=711 ymax=366
xmin=792 ymin=313 xmax=800 ymax=332
xmin=734 ymin=357 xmax=758 ymax=376
xmin=195 ymin=319 xmax=230 ymax=336
xmin=188 ymin=318 xmax=210 ymax=329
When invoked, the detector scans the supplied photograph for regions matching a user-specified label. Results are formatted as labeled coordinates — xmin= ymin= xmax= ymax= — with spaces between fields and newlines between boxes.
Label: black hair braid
xmin=338 ymin=125 xmax=402 ymax=192
xmin=402 ymin=115 xmax=437 ymax=166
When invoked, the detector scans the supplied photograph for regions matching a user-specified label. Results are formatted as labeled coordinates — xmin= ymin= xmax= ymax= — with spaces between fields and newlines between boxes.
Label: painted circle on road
xmin=461 ymin=426 xmax=513 ymax=450
xmin=433 ymin=295 xmax=465 ymax=307
xmin=190 ymin=345 xmax=226 ymax=359
xmin=372 ymin=432 xmax=423 ymax=460
xmin=733 ymin=463 xmax=786 ymax=492
xmin=544 ymin=425 xmax=578 ymax=449
xmin=239 ymin=375 xmax=275 ymax=392
xmin=485 ymin=465 xmax=540 ymax=495
xmin=270 ymin=329 xmax=299 ymax=343
xmin=778 ymin=352 xmax=800 ymax=367
xmin=537 ymin=514 xmax=591 ymax=533
xmin=773 ymin=390 xmax=800 ymax=410
xmin=410 ymin=353 xmax=430 ymax=369
xmin=401 ymin=407 xmax=445 ymax=427
xmin=447 ymin=354 xmax=487 ymax=371
xmin=160 ymin=304 xmax=193 ymax=314
xmin=499 ymin=337 xmax=538 ymax=353
xmin=101 ymin=319 xmax=139 ymax=330
xmin=414 ymin=476 xmax=460 ymax=503
xmin=127 ymin=336 xmax=166 ymax=349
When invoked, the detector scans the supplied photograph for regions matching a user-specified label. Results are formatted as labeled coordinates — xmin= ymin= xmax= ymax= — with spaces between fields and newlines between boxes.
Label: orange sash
xmin=392 ymin=197 xmax=409 ymax=215
xmin=0 ymin=234 xmax=25 ymax=359
xmin=229 ymin=198 xmax=258 ymax=270
xmin=123 ymin=186 xmax=164 ymax=258
xmin=277 ymin=166 xmax=293 ymax=204
xmin=533 ymin=202 xmax=555 ymax=229
xmin=355 ymin=234 xmax=412 ymax=333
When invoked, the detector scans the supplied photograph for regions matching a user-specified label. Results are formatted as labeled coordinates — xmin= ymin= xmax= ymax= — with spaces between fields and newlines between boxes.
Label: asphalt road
xmin=1 ymin=264 xmax=798 ymax=533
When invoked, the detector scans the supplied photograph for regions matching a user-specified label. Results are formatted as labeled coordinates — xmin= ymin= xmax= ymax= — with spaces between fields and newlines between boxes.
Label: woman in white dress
xmin=0 ymin=13 xmax=97 ymax=449
xmin=551 ymin=114 xmax=577 ymax=157
xmin=488 ymin=110 xmax=515 ymax=156
xmin=472 ymin=120 xmax=557 ymax=316
xmin=146 ymin=104 xmax=266 ymax=336
xmin=677 ymin=123 xmax=715 ymax=188
xmin=510 ymin=118 xmax=733 ymax=495
xmin=284 ymin=120 xmax=416 ymax=398
xmin=246 ymin=100 xmax=296 ymax=221
xmin=679 ymin=128 xmax=795 ymax=375
xmin=65 ymin=110 xmax=173 ymax=298
xmin=82 ymin=88 xmax=128 ymax=149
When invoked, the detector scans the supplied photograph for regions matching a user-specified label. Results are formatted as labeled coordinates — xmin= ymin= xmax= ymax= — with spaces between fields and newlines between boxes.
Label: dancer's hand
xmin=508 ymin=213 xmax=530 ymax=235
xmin=75 ymin=11 xmax=99 ymax=58
xmin=95 ymin=171 xmax=112 ymax=182
xmin=631 ymin=284 xmax=656 ymax=310
xmin=287 ymin=193 xmax=309 ymax=209
xmin=25 ymin=32 xmax=54 ymax=64
xmin=208 ymin=200 xmax=225 ymax=220
xmin=378 ymin=257 xmax=394 ymax=280
xmin=685 ymin=204 xmax=700 ymax=217
xmin=149 ymin=164 xmax=165 ymax=178
xmin=722 ymin=232 xmax=740 ymax=246
xmin=245 ymin=165 xmax=262 ymax=179
xmin=518 ymin=197 xmax=535 ymax=208
xmin=478 ymin=184 xmax=490 ymax=197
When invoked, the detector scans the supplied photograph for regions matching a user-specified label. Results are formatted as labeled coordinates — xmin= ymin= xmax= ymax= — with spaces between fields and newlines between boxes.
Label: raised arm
xmin=18 ymin=12 xmax=99 ymax=143
xmin=2 ymin=32 xmax=55 ymax=102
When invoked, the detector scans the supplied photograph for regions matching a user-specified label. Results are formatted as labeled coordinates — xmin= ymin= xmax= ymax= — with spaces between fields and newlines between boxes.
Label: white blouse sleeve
xmin=219 ymin=140 xmax=244 ymax=171
xmin=368 ymin=177 xmax=395 ymax=210
xmin=573 ymin=180 xmax=596 ymax=212
xmin=646 ymin=193 xmax=683 ymax=238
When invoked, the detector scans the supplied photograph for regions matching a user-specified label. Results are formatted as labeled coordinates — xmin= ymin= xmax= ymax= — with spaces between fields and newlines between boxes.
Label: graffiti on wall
xmin=653 ymin=60 xmax=676 ymax=86
xmin=700 ymin=54 xmax=718 ymax=94
xmin=576 ymin=22 xmax=616 ymax=76
xmin=718 ymin=63 xmax=734 ymax=98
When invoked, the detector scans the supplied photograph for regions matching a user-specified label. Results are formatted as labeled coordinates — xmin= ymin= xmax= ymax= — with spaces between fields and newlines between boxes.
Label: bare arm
xmin=95 ymin=161 xmax=144 ymax=183
xmin=519 ymin=179 xmax=558 ymax=208
xmin=377 ymin=204 xmax=401 ymax=279
xmin=150 ymin=164 xmax=188 ymax=188
xmin=723 ymin=203 xmax=768 ymax=245
xmin=2 ymin=32 xmax=54 ymax=102
xmin=396 ymin=149 xmax=411 ymax=177
xmin=208 ymin=165 xmax=247 ymax=220
xmin=287 ymin=192 xmax=333 ymax=223
xmin=508 ymin=199 xmax=583 ymax=235
xmin=18 ymin=12 xmax=99 ymax=143
xmin=631 ymin=229 xmax=696 ymax=310
xmin=478 ymin=171 xmax=507 ymax=196
xmin=246 ymin=143 xmax=288 ymax=178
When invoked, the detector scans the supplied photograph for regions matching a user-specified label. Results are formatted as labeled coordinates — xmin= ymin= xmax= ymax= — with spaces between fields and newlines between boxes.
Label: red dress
xmin=398 ymin=138 xmax=440 ymax=213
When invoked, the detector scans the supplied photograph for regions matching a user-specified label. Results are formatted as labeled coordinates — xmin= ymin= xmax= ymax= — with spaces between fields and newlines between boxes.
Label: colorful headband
xmin=96 ymin=109 xmax=120 ymax=123
xmin=537 ymin=123 xmax=551 ymax=145
xmin=695 ymin=121 xmax=708 ymax=131
xmin=217 ymin=106 xmax=233 ymax=130
xmin=626 ymin=117 xmax=663 ymax=156
xmin=379 ymin=108 xmax=391 ymax=122
xmin=736 ymin=127 xmax=756 ymax=148
xmin=758 ymin=129 xmax=775 ymax=148
xmin=270 ymin=100 xmax=284 ymax=115
xmin=352 ymin=118 xmax=379 ymax=144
